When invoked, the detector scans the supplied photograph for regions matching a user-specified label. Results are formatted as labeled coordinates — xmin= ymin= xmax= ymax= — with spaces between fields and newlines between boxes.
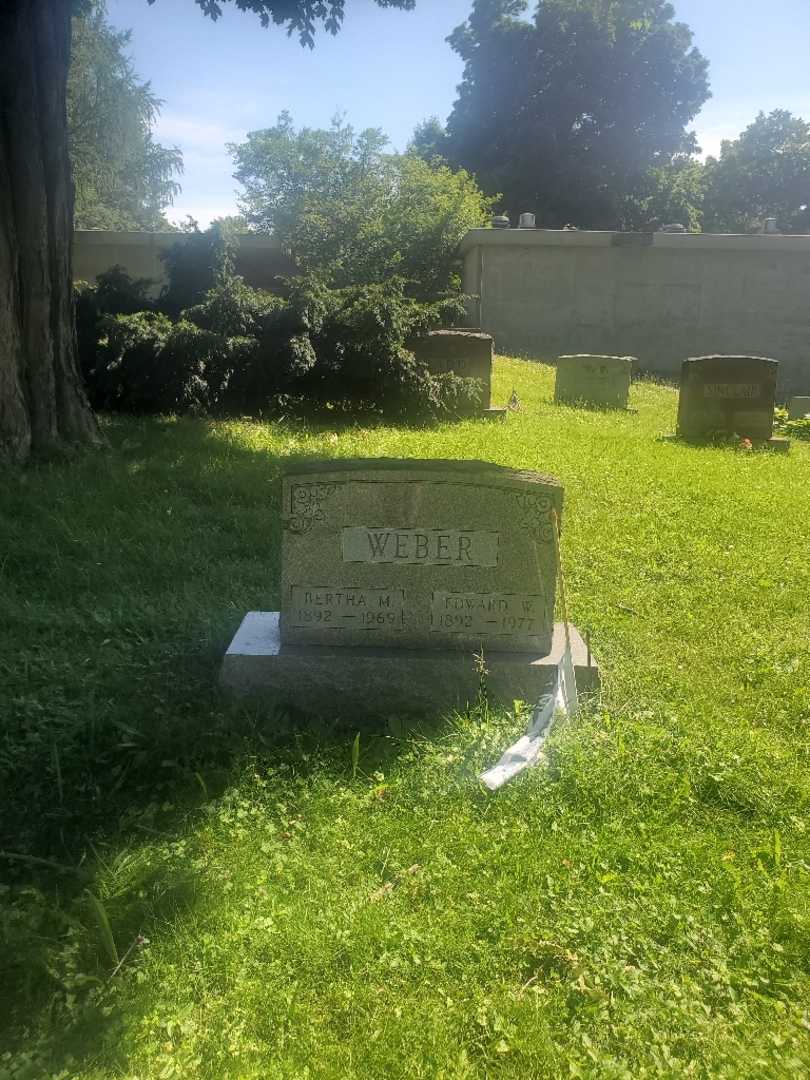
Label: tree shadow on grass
xmin=1 ymin=703 xmax=457 ymax=1075
xmin=1 ymin=412 xmax=468 ymax=858
xmin=0 ymin=414 xmax=467 ymax=1069
xmin=3 ymin=703 xmax=455 ymax=1075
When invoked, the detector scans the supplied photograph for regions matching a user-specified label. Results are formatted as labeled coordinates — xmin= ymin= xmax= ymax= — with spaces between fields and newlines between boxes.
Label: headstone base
xmin=757 ymin=437 xmax=790 ymax=452
xmin=481 ymin=406 xmax=508 ymax=421
xmin=220 ymin=612 xmax=599 ymax=717
xmin=663 ymin=434 xmax=790 ymax=452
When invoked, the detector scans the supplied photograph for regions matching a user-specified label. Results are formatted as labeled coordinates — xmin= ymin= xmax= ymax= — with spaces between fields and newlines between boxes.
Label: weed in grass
xmin=86 ymin=890 xmax=119 ymax=967
xmin=351 ymin=732 xmax=361 ymax=782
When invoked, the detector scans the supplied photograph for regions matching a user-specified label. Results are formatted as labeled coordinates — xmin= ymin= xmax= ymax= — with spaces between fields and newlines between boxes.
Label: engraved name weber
xmin=341 ymin=526 xmax=499 ymax=567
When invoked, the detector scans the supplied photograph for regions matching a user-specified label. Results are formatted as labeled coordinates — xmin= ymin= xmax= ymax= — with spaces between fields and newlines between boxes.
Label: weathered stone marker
xmin=412 ymin=330 xmax=493 ymax=412
xmin=221 ymin=458 xmax=598 ymax=716
xmin=280 ymin=459 xmax=561 ymax=655
xmin=676 ymin=356 xmax=779 ymax=442
xmin=554 ymin=355 xmax=634 ymax=409
xmin=788 ymin=396 xmax=810 ymax=420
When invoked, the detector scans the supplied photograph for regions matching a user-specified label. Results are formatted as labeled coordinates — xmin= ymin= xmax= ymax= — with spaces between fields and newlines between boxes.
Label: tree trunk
xmin=0 ymin=0 xmax=101 ymax=464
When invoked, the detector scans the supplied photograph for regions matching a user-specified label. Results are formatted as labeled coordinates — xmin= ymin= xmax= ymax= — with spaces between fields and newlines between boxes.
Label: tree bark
xmin=0 ymin=0 xmax=101 ymax=464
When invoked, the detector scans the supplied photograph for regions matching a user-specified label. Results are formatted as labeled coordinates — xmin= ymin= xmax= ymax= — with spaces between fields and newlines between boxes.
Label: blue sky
xmin=107 ymin=0 xmax=810 ymax=226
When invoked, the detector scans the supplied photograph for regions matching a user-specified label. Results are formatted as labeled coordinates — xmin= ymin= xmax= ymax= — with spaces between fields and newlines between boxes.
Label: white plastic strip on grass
xmin=479 ymin=641 xmax=578 ymax=791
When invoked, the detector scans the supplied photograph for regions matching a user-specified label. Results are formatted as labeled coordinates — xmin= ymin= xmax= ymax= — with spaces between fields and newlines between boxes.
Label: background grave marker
xmin=554 ymin=355 xmax=635 ymax=409
xmin=788 ymin=396 xmax=810 ymax=420
xmin=412 ymin=331 xmax=494 ymax=413
xmin=676 ymin=355 xmax=780 ymax=442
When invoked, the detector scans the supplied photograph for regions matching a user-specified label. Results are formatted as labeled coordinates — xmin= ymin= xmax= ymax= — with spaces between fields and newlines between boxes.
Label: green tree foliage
xmin=703 ymin=111 xmax=810 ymax=234
xmin=408 ymin=117 xmax=448 ymax=163
xmin=77 ymin=229 xmax=479 ymax=421
xmin=2 ymin=0 xmax=418 ymax=464
xmin=230 ymin=113 xmax=494 ymax=297
xmin=619 ymin=158 xmax=706 ymax=232
xmin=161 ymin=0 xmax=415 ymax=47
xmin=158 ymin=219 xmax=241 ymax=317
xmin=68 ymin=1 xmax=183 ymax=230
xmin=442 ymin=0 xmax=710 ymax=228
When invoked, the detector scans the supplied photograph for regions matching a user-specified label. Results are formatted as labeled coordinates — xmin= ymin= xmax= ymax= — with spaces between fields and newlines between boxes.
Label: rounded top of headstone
xmin=557 ymin=354 xmax=636 ymax=363
xmin=684 ymin=355 xmax=777 ymax=367
xmin=282 ymin=457 xmax=562 ymax=489
xmin=788 ymin=396 xmax=810 ymax=419
xmin=420 ymin=329 xmax=493 ymax=341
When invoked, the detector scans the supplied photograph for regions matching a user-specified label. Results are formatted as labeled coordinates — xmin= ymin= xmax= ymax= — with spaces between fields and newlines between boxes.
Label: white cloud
xmin=694 ymin=127 xmax=730 ymax=159
xmin=693 ymin=95 xmax=810 ymax=160
xmin=154 ymin=112 xmax=245 ymax=156
xmin=151 ymin=109 xmax=246 ymax=227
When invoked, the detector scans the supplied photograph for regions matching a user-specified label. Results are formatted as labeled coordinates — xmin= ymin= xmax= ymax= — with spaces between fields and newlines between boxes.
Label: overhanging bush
xmin=92 ymin=313 xmax=265 ymax=416
xmin=302 ymin=279 xmax=474 ymax=418
xmin=75 ymin=267 xmax=157 ymax=397
xmin=92 ymin=311 xmax=173 ymax=412
xmin=182 ymin=275 xmax=284 ymax=338
xmin=76 ymin=227 xmax=482 ymax=422
xmin=774 ymin=407 xmax=810 ymax=440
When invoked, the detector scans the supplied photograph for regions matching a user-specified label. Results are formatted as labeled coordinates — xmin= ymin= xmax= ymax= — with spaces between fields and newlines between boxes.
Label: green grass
xmin=1 ymin=358 xmax=809 ymax=1078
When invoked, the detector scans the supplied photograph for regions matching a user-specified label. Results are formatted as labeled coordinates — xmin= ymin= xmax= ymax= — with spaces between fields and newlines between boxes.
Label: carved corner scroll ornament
xmin=285 ymin=483 xmax=337 ymax=535
xmin=511 ymin=491 xmax=555 ymax=543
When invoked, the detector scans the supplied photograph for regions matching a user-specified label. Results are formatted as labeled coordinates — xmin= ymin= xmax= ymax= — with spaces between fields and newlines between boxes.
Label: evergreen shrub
xmin=76 ymin=228 xmax=481 ymax=421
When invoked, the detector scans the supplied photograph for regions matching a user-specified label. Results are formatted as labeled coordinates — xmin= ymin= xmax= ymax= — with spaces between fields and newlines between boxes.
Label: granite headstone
xmin=220 ymin=458 xmax=599 ymax=715
xmin=280 ymin=459 xmax=562 ymax=655
xmin=788 ymin=396 xmax=810 ymax=420
xmin=412 ymin=331 xmax=494 ymax=412
xmin=554 ymin=355 xmax=634 ymax=409
xmin=677 ymin=356 xmax=778 ymax=441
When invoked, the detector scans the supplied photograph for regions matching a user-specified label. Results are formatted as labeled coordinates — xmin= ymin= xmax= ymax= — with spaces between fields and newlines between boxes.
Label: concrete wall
xmin=461 ymin=229 xmax=810 ymax=396
xmin=73 ymin=230 xmax=296 ymax=295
